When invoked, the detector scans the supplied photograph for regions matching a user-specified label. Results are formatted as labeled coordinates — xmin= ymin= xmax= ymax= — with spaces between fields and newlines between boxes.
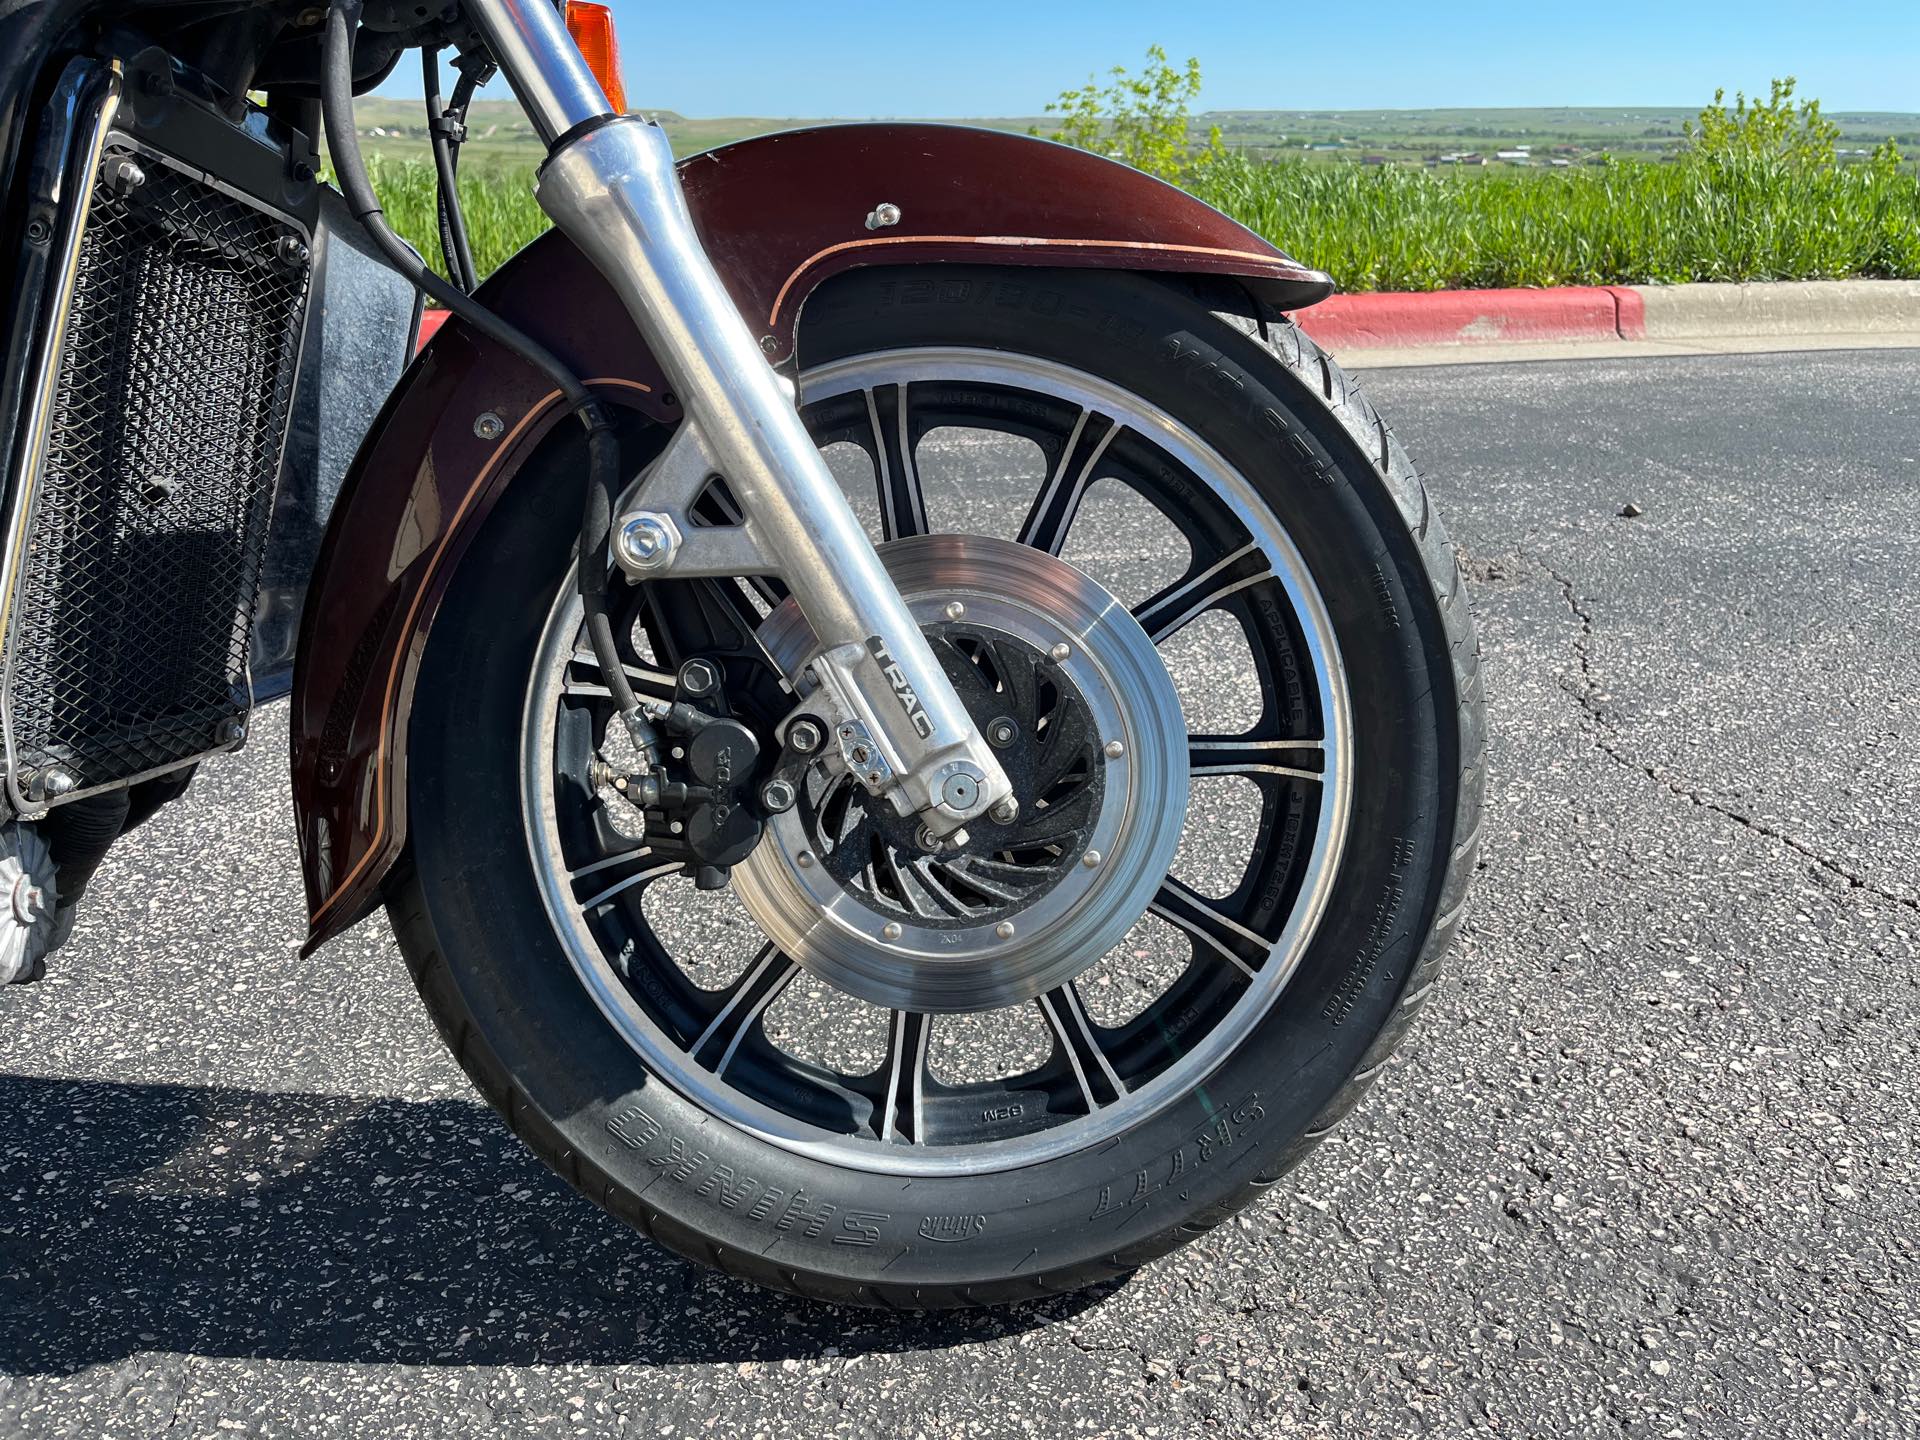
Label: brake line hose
xmin=421 ymin=46 xmax=478 ymax=293
xmin=320 ymin=0 xmax=650 ymax=746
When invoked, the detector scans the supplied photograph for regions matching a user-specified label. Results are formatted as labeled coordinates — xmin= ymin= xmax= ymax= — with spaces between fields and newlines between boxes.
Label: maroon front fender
xmin=292 ymin=123 xmax=1332 ymax=951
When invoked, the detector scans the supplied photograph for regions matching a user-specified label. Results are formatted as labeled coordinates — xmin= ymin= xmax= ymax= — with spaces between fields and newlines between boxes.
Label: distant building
xmin=1362 ymin=154 xmax=1388 ymax=165
xmin=1495 ymin=148 xmax=1531 ymax=162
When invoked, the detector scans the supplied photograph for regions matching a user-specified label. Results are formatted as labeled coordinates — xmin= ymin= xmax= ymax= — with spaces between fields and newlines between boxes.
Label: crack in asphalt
xmin=1527 ymin=551 xmax=1920 ymax=915
xmin=159 ymin=1358 xmax=194 ymax=1435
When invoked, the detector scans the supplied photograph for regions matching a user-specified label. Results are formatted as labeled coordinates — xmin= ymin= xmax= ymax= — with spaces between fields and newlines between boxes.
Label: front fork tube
xmin=462 ymin=0 xmax=1010 ymax=835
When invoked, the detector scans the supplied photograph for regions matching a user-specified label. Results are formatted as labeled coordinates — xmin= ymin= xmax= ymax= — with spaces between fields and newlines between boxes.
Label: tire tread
xmin=387 ymin=294 xmax=1484 ymax=1310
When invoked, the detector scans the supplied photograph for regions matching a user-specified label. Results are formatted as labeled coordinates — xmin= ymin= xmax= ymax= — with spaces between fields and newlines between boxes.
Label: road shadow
xmin=0 ymin=1074 xmax=1108 ymax=1375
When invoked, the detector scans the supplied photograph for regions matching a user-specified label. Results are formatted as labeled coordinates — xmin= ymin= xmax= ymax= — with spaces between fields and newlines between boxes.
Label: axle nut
xmin=940 ymin=772 xmax=981 ymax=811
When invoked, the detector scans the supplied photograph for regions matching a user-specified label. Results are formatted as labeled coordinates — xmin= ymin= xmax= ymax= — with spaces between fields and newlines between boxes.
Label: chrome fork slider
xmin=459 ymin=0 xmax=1011 ymax=833
xmin=534 ymin=118 xmax=1010 ymax=834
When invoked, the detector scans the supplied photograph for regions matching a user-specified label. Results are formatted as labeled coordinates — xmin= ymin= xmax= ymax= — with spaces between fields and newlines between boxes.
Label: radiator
xmin=2 ymin=133 xmax=313 ymax=806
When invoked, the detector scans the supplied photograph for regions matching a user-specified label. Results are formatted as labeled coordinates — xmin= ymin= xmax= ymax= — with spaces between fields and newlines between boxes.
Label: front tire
xmin=390 ymin=267 xmax=1484 ymax=1307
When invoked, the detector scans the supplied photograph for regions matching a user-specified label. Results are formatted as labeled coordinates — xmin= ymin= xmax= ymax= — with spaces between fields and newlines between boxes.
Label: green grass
xmin=1191 ymin=152 xmax=1920 ymax=290
xmin=366 ymin=153 xmax=548 ymax=283
xmin=369 ymin=146 xmax=1920 ymax=296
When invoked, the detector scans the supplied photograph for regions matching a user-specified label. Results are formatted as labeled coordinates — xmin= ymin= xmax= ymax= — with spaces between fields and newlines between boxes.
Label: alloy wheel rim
xmin=522 ymin=347 xmax=1352 ymax=1177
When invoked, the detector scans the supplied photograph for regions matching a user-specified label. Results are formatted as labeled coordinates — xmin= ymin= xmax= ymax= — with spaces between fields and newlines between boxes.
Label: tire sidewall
xmin=404 ymin=267 xmax=1455 ymax=1289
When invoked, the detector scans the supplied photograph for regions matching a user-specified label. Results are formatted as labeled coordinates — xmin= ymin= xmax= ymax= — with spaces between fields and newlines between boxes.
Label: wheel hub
xmin=736 ymin=534 xmax=1189 ymax=1013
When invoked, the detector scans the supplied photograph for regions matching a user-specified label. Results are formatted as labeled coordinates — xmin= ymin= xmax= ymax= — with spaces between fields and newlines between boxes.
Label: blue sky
xmin=394 ymin=1 xmax=1919 ymax=115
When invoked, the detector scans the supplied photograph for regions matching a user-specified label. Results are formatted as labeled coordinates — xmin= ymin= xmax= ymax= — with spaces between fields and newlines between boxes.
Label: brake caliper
xmin=597 ymin=660 xmax=764 ymax=890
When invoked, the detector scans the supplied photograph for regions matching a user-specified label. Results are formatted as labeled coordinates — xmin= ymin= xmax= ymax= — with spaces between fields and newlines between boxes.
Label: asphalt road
xmin=3 ymin=346 xmax=1917 ymax=1437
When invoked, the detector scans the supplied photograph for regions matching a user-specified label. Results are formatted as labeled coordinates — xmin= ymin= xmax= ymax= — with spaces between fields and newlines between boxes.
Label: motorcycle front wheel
xmin=390 ymin=266 xmax=1484 ymax=1307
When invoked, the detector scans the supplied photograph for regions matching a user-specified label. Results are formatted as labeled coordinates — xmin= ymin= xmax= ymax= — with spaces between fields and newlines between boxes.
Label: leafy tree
xmin=1683 ymin=77 xmax=1840 ymax=168
xmin=1040 ymin=46 xmax=1225 ymax=183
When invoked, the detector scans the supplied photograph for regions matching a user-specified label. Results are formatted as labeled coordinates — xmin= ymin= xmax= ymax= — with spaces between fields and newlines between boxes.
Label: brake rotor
xmin=736 ymin=534 xmax=1189 ymax=1012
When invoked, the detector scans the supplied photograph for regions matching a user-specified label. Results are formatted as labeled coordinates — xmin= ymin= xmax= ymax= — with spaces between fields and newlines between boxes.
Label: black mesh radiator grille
xmin=3 ymin=140 xmax=312 ymax=801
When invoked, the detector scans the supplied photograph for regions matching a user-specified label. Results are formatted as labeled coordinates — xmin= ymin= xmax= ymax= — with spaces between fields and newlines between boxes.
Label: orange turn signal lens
xmin=565 ymin=1 xmax=628 ymax=114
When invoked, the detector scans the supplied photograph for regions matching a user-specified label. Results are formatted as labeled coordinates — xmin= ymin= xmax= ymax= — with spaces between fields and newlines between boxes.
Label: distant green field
xmin=351 ymin=98 xmax=1920 ymax=168
xmin=349 ymin=98 xmax=1042 ymax=168
xmin=352 ymin=101 xmax=1920 ymax=294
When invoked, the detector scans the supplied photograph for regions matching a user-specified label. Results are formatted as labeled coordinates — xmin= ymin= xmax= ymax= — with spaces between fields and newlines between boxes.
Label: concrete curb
xmin=1295 ymin=278 xmax=1920 ymax=354
xmin=1635 ymin=279 xmax=1920 ymax=338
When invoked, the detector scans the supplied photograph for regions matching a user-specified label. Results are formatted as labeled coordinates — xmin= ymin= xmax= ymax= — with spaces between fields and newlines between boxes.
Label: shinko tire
xmin=388 ymin=266 xmax=1485 ymax=1307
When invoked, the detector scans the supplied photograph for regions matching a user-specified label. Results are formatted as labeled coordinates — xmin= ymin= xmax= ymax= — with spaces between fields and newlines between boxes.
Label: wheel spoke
xmin=690 ymin=945 xmax=800 ymax=1074
xmin=569 ymin=648 xmax=677 ymax=701
xmin=1038 ymin=984 xmax=1127 ymax=1110
xmin=1017 ymin=409 xmax=1121 ymax=555
xmin=880 ymin=1009 xmax=932 ymax=1142
xmin=1188 ymin=733 xmax=1324 ymax=781
xmin=567 ymin=845 xmax=653 ymax=882
xmin=574 ymin=848 xmax=682 ymax=910
xmin=1148 ymin=878 xmax=1270 ymax=979
xmin=867 ymin=385 xmax=929 ymax=541
xmin=1133 ymin=542 xmax=1273 ymax=645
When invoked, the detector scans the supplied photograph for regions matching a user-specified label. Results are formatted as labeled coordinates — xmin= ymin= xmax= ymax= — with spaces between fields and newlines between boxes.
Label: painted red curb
xmin=1295 ymin=285 xmax=1645 ymax=350
xmin=420 ymin=285 xmax=1655 ymax=356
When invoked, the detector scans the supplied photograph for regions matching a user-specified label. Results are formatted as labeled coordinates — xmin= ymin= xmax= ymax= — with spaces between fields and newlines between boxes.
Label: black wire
xmin=422 ymin=47 xmax=478 ymax=293
xmin=448 ymin=66 xmax=482 ymax=137
xmin=321 ymin=0 xmax=642 ymax=724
